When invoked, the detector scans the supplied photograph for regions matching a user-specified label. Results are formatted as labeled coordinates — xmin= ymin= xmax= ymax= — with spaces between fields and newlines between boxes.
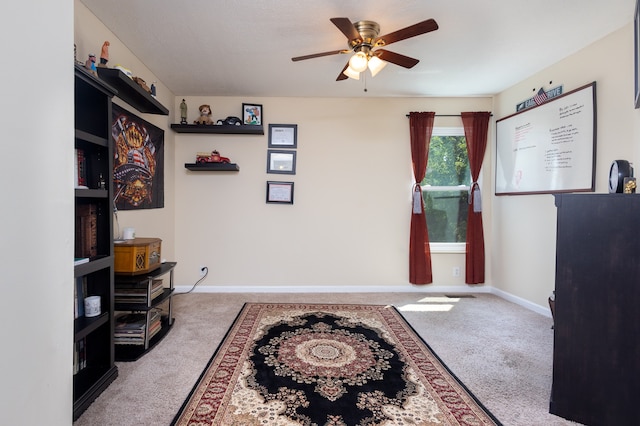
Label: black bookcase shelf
xmin=114 ymin=262 xmax=177 ymax=361
xmin=184 ymin=163 xmax=240 ymax=172
xmin=73 ymin=64 xmax=118 ymax=421
xmin=171 ymin=123 xmax=264 ymax=134
xmin=96 ymin=67 xmax=169 ymax=115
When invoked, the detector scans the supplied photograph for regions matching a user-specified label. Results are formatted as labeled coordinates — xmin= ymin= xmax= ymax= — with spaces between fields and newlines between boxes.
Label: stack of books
xmin=114 ymin=309 xmax=162 ymax=345
xmin=114 ymin=279 xmax=164 ymax=305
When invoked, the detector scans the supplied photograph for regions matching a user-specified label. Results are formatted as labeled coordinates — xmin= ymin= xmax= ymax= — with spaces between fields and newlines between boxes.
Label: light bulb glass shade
xmin=343 ymin=65 xmax=360 ymax=80
xmin=349 ymin=51 xmax=368 ymax=73
xmin=368 ymin=56 xmax=387 ymax=77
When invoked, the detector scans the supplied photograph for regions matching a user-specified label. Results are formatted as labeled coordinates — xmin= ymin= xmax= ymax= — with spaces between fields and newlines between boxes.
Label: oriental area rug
xmin=171 ymin=303 xmax=501 ymax=426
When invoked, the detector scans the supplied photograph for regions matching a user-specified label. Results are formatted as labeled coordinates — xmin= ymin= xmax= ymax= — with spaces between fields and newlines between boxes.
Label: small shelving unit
xmin=113 ymin=262 xmax=176 ymax=361
xmin=184 ymin=163 xmax=240 ymax=171
xmin=171 ymin=123 xmax=264 ymax=134
xmin=96 ymin=67 xmax=169 ymax=115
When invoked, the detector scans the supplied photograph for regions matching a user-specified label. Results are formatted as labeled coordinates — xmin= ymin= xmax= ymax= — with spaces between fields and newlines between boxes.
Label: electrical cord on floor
xmin=173 ymin=266 xmax=208 ymax=295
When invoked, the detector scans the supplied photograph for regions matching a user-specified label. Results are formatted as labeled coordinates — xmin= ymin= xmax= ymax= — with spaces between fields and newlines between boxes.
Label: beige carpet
xmin=74 ymin=293 xmax=580 ymax=426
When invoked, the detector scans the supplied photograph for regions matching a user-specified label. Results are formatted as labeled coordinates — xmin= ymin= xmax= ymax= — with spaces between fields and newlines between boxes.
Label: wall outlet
xmin=453 ymin=266 xmax=461 ymax=277
xmin=199 ymin=265 xmax=208 ymax=277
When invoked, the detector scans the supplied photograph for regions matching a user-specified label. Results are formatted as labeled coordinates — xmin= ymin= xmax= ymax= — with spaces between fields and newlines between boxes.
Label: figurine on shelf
xmin=180 ymin=99 xmax=188 ymax=124
xmin=194 ymin=104 xmax=214 ymax=125
xmin=99 ymin=41 xmax=110 ymax=67
xmin=216 ymin=116 xmax=242 ymax=126
xmin=196 ymin=150 xmax=231 ymax=164
xmin=624 ymin=177 xmax=636 ymax=194
xmin=150 ymin=81 xmax=156 ymax=97
xmin=132 ymin=76 xmax=151 ymax=92
xmin=85 ymin=53 xmax=97 ymax=76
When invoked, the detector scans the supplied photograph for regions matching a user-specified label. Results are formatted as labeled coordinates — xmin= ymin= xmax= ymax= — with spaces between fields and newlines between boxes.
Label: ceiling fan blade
xmin=292 ymin=49 xmax=349 ymax=62
xmin=336 ymin=62 xmax=349 ymax=81
xmin=375 ymin=49 xmax=420 ymax=68
xmin=330 ymin=17 xmax=362 ymax=43
xmin=374 ymin=19 xmax=438 ymax=46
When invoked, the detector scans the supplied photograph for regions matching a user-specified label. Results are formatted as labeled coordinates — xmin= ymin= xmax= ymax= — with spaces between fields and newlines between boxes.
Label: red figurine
xmin=196 ymin=150 xmax=230 ymax=164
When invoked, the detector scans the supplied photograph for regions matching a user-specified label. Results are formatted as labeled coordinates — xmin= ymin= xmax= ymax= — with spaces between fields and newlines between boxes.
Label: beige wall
xmin=173 ymin=97 xmax=492 ymax=290
xmin=491 ymin=23 xmax=637 ymax=308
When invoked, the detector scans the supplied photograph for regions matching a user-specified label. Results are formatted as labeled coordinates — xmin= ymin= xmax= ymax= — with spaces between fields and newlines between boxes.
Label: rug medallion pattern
xmin=172 ymin=303 xmax=500 ymax=426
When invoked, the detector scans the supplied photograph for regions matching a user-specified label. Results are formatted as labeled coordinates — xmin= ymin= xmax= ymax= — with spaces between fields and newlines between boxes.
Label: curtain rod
xmin=405 ymin=113 xmax=493 ymax=117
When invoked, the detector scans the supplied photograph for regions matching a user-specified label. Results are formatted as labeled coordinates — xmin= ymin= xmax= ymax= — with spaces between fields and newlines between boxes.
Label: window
xmin=421 ymin=128 xmax=470 ymax=251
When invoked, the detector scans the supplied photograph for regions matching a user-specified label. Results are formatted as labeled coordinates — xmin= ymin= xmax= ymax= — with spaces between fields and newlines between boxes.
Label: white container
xmin=122 ymin=227 xmax=135 ymax=240
xmin=84 ymin=296 xmax=101 ymax=317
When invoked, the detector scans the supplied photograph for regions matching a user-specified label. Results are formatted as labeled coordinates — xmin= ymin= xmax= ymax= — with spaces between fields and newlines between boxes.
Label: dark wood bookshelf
xmin=73 ymin=64 xmax=118 ymax=421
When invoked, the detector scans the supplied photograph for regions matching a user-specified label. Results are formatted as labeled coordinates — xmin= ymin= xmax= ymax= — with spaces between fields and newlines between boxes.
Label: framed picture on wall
xmin=267 ymin=150 xmax=296 ymax=174
xmin=268 ymin=124 xmax=297 ymax=148
xmin=242 ymin=103 xmax=262 ymax=125
xmin=266 ymin=181 xmax=294 ymax=204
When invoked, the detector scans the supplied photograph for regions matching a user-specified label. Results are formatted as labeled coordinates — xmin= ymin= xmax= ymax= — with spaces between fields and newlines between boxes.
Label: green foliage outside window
xmin=420 ymin=135 xmax=470 ymax=243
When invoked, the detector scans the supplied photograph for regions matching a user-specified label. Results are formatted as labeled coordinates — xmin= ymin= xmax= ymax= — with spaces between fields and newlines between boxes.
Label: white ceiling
xmin=80 ymin=0 xmax=634 ymax=98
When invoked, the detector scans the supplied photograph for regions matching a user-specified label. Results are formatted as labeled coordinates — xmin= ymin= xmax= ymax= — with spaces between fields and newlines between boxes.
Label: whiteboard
xmin=495 ymin=82 xmax=596 ymax=195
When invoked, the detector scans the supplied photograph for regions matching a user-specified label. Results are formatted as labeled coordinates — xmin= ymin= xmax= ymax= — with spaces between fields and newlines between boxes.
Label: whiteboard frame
xmin=495 ymin=82 xmax=596 ymax=196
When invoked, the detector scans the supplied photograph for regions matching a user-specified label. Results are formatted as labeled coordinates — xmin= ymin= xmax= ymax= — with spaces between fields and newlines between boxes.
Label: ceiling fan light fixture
xmin=349 ymin=51 xmax=368 ymax=73
xmin=343 ymin=65 xmax=360 ymax=80
xmin=368 ymin=55 xmax=387 ymax=77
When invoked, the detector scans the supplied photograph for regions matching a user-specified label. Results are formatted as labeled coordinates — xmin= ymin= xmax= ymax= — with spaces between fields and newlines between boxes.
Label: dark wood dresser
xmin=551 ymin=193 xmax=640 ymax=425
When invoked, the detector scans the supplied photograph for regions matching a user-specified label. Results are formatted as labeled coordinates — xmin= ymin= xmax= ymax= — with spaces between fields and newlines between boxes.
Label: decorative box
xmin=114 ymin=237 xmax=162 ymax=275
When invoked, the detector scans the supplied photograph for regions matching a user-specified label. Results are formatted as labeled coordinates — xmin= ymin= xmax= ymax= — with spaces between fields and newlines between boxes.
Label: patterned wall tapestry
xmin=112 ymin=104 xmax=164 ymax=210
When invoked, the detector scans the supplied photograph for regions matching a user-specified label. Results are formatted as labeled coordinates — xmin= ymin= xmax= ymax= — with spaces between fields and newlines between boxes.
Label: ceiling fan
xmin=292 ymin=17 xmax=439 ymax=81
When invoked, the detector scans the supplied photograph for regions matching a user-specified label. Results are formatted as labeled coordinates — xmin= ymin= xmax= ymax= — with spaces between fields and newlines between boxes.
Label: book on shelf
xmin=74 ymin=277 xmax=86 ymax=318
xmin=73 ymin=338 xmax=87 ymax=375
xmin=151 ymin=279 xmax=164 ymax=299
xmin=115 ymin=312 xmax=146 ymax=329
xmin=74 ymin=257 xmax=89 ymax=266
xmin=75 ymin=148 xmax=88 ymax=189
xmin=75 ymin=203 xmax=97 ymax=258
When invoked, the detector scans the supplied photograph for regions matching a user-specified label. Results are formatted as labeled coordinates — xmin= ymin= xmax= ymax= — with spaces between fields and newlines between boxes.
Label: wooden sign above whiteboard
xmin=495 ymin=82 xmax=596 ymax=195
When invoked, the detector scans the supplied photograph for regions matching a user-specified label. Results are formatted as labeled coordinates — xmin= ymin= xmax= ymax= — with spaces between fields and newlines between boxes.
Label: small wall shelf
xmin=171 ymin=123 xmax=264 ymax=135
xmin=185 ymin=163 xmax=240 ymax=172
xmin=96 ymin=67 xmax=169 ymax=115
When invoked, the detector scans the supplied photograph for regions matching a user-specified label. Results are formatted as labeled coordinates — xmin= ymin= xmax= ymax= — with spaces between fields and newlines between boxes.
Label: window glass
xmin=420 ymin=128 xmax=470 ymax=244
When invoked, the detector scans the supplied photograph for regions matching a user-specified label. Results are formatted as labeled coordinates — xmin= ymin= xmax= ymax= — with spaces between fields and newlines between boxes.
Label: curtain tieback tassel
xmin=469 ymin=182 xmax=482 ymax=213
xmin=412 ymin=184 xmax=423 ymax=214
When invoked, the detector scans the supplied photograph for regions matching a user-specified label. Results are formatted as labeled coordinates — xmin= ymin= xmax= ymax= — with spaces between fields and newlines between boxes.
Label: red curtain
xmin=409 ymin=112 xmax=435 ymax=284
xmin=461 ymin=112 xmax=491 ymax=284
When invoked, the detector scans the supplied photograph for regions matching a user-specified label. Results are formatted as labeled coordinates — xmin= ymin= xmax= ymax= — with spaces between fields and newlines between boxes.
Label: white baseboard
xmin=173 ymin=283 xmax=551 ymax=317
xmin=489 ymin=287 xmax=552 ymax=318
xmin=173 ymin=284 xmax=494 ymax=294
